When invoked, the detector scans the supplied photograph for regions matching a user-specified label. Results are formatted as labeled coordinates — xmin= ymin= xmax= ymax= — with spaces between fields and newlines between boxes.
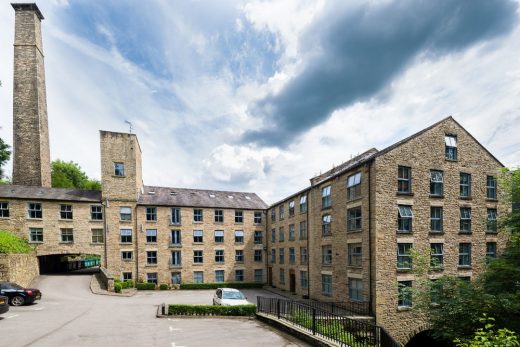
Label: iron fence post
xmin=312 ymin=308 xmax=316 ymax=335
xmin=277 ymin=299 xmax=280 ymax=319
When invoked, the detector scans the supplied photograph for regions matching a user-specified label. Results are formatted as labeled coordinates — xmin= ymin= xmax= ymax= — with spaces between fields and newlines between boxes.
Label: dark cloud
xmin=242 ymin=0 xmax=518 ymax=147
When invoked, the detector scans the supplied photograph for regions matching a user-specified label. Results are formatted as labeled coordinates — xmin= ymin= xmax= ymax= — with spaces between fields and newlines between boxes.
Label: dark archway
xmin=38 ymin=254 xmax=101 ymax=274
xmin=406 ymin=330 xmax=451 ymax=347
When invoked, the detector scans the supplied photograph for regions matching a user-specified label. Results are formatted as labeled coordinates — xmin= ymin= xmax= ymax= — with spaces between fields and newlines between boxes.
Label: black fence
xmin=257 ymin=297 xmax=400 ymax=347
xmin=296 ymin=300 xmax=370 ymax=316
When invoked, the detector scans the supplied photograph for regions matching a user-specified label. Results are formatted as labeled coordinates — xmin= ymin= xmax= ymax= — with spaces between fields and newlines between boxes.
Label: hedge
xmin=0 ymin=230 xmax=33 ymax=254
xmin=179 ymin=282 xmax=263 ymax=290
xmin=136 ymin=282 xmax=156 ymax=290
xmin=159 ymin=284 xmax=169 ymax=290
xmin=168 ymin=304 xmax=256 ymax=316
xmin=114 ymin=283 xmax=122 ymax=293
xmin=114 ymin=279 xmax=134 ymax=289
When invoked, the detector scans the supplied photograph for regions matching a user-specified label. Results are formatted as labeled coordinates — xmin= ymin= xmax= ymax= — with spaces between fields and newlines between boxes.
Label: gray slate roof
xmin=138 ymin=186 xmax=268 ymax=210
xmin=0 ymin=185 xmax=101 ymax=202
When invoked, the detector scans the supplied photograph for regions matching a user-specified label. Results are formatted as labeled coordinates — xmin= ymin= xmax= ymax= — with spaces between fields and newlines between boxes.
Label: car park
xmin=0 ymin=295 xmax=9 ymax=315
xmin=0 ymin=282 xmax=42 ymax=306
xmin=212 ymin=288 xmax=249 ymax=306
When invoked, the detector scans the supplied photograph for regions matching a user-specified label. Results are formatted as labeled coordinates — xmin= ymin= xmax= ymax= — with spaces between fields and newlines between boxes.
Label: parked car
xmin=0 ymin=295 xmax=9 ymax=315
xmin=213 ymin=288 xmax=249 ymax=306
xmin=0 ymin=282 xmax=42 ymax=306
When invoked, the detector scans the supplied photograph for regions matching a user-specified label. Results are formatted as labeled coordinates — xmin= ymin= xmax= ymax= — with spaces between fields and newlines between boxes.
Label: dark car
xmin=0 ymin=282 xmax=42 ymax=306
xmin=0 ymin=295 xmax=9 ymax=314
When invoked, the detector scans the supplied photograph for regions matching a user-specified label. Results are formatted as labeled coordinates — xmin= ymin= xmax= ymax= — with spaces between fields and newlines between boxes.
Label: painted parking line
xmin=6 ymin=314 xmax=19 ymax=319
xmin=33 ymin=307 xmax=45 ymax=311
xmin=169 ymin=326 xmax=182 ymax=332
xmin=171 ymin=342 xmax=187 ymax=347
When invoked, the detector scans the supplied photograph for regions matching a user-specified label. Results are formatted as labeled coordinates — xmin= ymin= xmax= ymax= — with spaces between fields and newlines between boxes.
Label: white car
xmin=212 ymin=288 xmax=249 ymax=306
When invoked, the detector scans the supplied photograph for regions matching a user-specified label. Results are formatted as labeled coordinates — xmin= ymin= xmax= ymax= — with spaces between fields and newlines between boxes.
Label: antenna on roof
xmin=124 ymin=120 xmax=133 ymax=133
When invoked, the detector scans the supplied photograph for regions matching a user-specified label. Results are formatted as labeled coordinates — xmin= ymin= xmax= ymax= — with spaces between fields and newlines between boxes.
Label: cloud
xmin=242 ymin=0 xmax=519 ymax=147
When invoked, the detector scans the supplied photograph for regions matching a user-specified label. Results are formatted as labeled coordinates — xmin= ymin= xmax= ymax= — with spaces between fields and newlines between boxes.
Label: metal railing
xmin=257 ymin=297 xmax=400 ymax=347
xmin=297 ymin=300 xmax=371 ymax=316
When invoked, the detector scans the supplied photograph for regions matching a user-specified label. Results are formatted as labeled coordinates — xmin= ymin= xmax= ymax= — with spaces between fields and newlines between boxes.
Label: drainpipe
xmin=134 ymin=204 xmax=139 ymax=282
xmin=103 ymin=199 xmax=109 ymax=269
xmin=306 ymin=189 xmax=310 ymax=299
xmin=367 ymin=161 xmax=373 ymax=317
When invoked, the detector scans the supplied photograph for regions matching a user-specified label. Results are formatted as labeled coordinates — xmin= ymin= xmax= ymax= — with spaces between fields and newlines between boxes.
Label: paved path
xmin=0 ymin=273 xmax=309 ymax=347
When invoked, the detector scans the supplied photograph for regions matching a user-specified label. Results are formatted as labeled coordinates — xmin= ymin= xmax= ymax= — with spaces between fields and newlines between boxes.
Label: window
xmin=215 ymin=270 xmax=225 ymax=283
xmin=121 ymin=251 xmax=133 ymax=260
xmin=300 ymin=247 xmax=308 ymax=265
xmin=146 ymin=251 xmax=157 ymax=265
xmin=300 ymin=271 xmax=308 ymax=289
xmin=60 ymin=205 xmax=73 ymax=219
xmin=322 ymin=186 xmax=331 ymax=208
xmin=146 ymin=207 xmax=157 ymax=221
xmin=459 ymin=243 xmax=471 ymax=267
xmin=91 ymin=229 xmax=103 ymax=244
xmin=300 ymin=195 xmax=307 ymax=213
xmin=29 ymin=228 xmax=43 ymax=243
xmin=299 ymin=221 xmax=307 ymax=240
xmin=322 ymin=274 xmax=332 ymax=295
xmin=347 ymin=243 xmax=362 ymax=267
xmin=235 ymin=230 xmax=244 ymax=243
xmin=193 ymin=271 xmax=204 ymax=284
xmin=254 ymin=269 xmax=263 ymax=283
xmin=171 ymin=251 xmax=181 ymax=266
xmin=193 ymin=209 xmax=203 ymax=222
xmin=28 ymin=203 xmax=42 ymax=219
xmin=279 ymin=205 xmax=285 ymax=220
xmin=0 ymin=202 xmax=9 ymax=218
xmin=122 ymin=272 xmax=133 ymax=282
xmin=279 ymin=248 xmax=285 ymax=264
xmin=215 ymin=249 xmax=224 ymax=263
xmin=445 ymin=135 xmax=457 ymax=160
xmin=235 ymin=210 xmax=243 ymax=223
xmin=486 ymin=242 xmax=497 ymax=260
xmin=254 ymin=211 xmax=262 ymax=224
xmin=288 ymin=201 xmax=295 ymax=217
xmin=397 ymin=205 xmax=413 ymax=232
xmin=91 ymin=205 xmax=103 ymax=220
xmin=146 ymin=229 xmax=157 ymax=243
xmin=171 ymin=208 xmax=181 ymax=224
xmin=430 ymin=243 xmax=444 ymax=269
xmin=146 ymin=273 xmax=157 ymax=284
xmin=254 ymin=249 xmax=263 ymax=262
xmin=235 ymin=250 xmax=244 ymax=262
xmin=289 ymin=248 xmax=296 ymax=264
xmin=397 ymin=166 xmax=412 ymax=193
xmin=254 ymin=231 xmax=263 ymax=244
xmin=430 ymin=207 xmax=443 ymax=232
xmin=460 ymin=208 xmax=472 ymax=233
xmin=271 ymin=228 xmax=276 ymax=243
xmin=430 ymin=170 xmax=444 ymax=196
xmin=487 ymin=209 xmax=497 ymax=233
xmin=398 ymin=281 xmax=412 ymax=307
xmin=113 ymin=162 xmax=125 ymax=176
xmin=347 ymin=207 xmax=362 ymax=231
xmin=171 ymin=272 xmax=182 ymax=285
xmin=271 ymin=249 xmax=276 ymax=264
xmin=214 ymin=230 xmax=224 ymax=243
xmin=430 ymin=280 xmax=442 ymax=305
xmin=347 ymin=172 xmax=362 ymax=200
xmin=397 ymin=243 xmax=413 ymax=270
xmin=193 ymin=250 xmax=203 ymax=263
xmin=288 ymin=224 xmax=295 ymax=241
xmin=235 ymin=270 xmax=244 ymax=282
xmin=348 ymin=278 xmax=363 ymax=302
xmin=279 ymin=227 xmax=285 ymax=242
xmin=322 ymin=214 xmax=331 ymax=236
xmin=279 ymin=269 xmax=285 ymax=285
xmin=120 ymin=207 xmax=132 ymax=221
xmin=460 ymin=173 xmax=471 ymax=198
xmin=120 ymin=229 xmax=132 ymax=243
xmin=271 ymin=209 xmax=276 ymax=222
xmin=170 ymin=230 xmax=181 ymax=245
xmin=486 ymin=176 xmax=497 ymax=199
xmin=214 ymin=210 xmax=224 ymax=223
xmin=322 ymin=245 xmax=332 ymax=265
xmin=60 ymin=228 xmax=73 ymax=243
xmin=193 ymin=230 xmax=203 ymax=243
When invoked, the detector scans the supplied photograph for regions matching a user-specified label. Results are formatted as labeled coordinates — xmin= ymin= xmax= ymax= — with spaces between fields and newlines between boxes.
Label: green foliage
xmin=114 ymin=283 xmax=122 ymax=293
xmin=455 ymin=315 xmax=520 ymax=347
xmin=136 ymin=282 xmax=156 ymax=290
xmin=168 ymin=304 xmax=256 ymax=316
xmin=159 ymin=284 xmax=169 ymax=290
xmin=179 ymin=282 xmax=263 ymax=290
xmin=0 ymin=230 xmax=33 ymax=254
xmin=0 ymin=138 xmax=11 ymax=179
xmin=51 ymin=160 xmax=101 ymax=190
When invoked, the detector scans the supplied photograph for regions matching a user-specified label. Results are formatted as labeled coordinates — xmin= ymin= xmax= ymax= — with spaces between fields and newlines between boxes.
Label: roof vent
xmin=170 ymin=191 xmax=177 ymax=196
xmin=245 ymin=196 xmax=251 ymax=200
xmin=228 ymin=195 xmax=234 ymax=199
xmin=148 ymin=191 xmax=155 ymax=195
xmin=209 ymin=194 xmax=216 ymax=198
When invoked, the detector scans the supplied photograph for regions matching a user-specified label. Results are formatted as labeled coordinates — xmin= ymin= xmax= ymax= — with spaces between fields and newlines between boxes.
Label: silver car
xmin=212 ymin=288 xmax=249 ymax=306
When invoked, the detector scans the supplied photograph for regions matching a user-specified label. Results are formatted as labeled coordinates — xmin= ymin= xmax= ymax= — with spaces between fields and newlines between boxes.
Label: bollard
xmin=161 ymin=303 xmax=166 ymax=316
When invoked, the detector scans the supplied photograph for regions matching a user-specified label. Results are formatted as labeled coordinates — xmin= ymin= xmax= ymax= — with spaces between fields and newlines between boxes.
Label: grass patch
xmin=0 ymin=230 xmax=34 ymax=254
xmin=168 ymin=304 xmax=256 ymax=316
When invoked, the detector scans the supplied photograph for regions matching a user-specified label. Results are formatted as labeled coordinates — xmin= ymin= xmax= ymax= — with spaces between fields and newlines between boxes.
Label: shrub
xmin=136 ymin=282 xmax=156 ymax=290
xmin=122 ymin=280 xmax=134 ymax=289
xmin=179 ymin=282 xmax=263 ymax=290
xmin=168 ymin=304 xmax=256 ymax=316
xmin=114 ymin=283 xmax=122 ymax=293
xmin=0 ymin=230 xmax=34 ymax=254
xmin=159 ymin=284 xmax=169 ymax=290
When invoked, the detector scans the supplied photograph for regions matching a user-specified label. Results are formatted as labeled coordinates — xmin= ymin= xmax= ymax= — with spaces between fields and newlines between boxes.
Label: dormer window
xmin=114 ymin=162 xmax=125 ymax=176
xmin=445 ymin=135 xmax=457 ymax=160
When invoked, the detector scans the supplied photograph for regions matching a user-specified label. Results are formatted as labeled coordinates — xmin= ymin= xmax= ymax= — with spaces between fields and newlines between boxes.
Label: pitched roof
xmin=0 ymin=185 xmax=101 ymax=202
xmin=138 ymin=186 xmax=268 ymax=210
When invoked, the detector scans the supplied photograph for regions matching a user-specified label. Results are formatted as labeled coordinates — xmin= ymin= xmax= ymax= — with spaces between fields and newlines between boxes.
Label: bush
xmin=114 ymin=283 xmax=122 ymax=293
xmin=168 ymin=304 xmax=256 ymax=316
xmin=159 ymin=284 xmax=169 ymax=290
xmin=122 ymin=280 xmax=134 ymax=289
xmin=0 ymin=230 xmax=33 ymax=254
xmin=179 ymin=282 xmax=263 ymax=290
xmin=136 ymin=282 xmax=156 ymax=290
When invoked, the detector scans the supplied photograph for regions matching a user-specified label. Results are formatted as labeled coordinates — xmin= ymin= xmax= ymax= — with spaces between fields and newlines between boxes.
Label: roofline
xmin=12 ymin=3 xmax=44 ymax=20
xmin=99 ymin=130 xmax=142 ymax=155
xmin=143 ymin=185 xmax=261 ymax=196
xmin=268 ymin=186 xmax=311 ymax=209
xmin=136 ymin=202 xmax=267 ymax=210
xmin=0 ymin=196 xmax=101 ymax=203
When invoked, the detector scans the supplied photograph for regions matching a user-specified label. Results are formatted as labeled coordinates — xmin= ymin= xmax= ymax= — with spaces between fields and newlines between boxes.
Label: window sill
xmin=112 ymin=175 xmax=126 ymax=178
xmin=235 ymin=242 xmax=244 ymax=245
xmin=288 ymin=238 xmax=295 ymax=242
xmin=321 ymin=206 xmax=332 ymax=211
xmin=347 ymin=265 xmax=363 ymax=269
xmin=430 ymin=267 xmax=444 ymax=272
xmin=169 ymin=223 xmax=182 ymax=226
xmin=145 ymin=264 xmax=158 ymax=267
xmin=119 ymin=242 xmax=133 ymax=245
xmin=458 ymin=265 xmax=472 ymax=269
xmin=214 ymin=221 xmax=224 ymax=224
xmin=429 ymin=194 xmax=444 ymax=199
xmin=322 ymin=233 xmax=332 ymax=237
xmin=169 ymin=243 xmax=182 ymax=248
xmin=193 ymin=263 xmax=204 ymax=266
xmin=193 ymin=221 xmax=203 ymax=224
xmin=119 ymin=220 xmax=132 ymax=223
xmin=459 ymin=196 xmax=472 ymax=200
xmin=193 ymin=242 xmax=204 ymax=245
xmin=445 ymin=158 xmax=458 ymax=162
xmin=299 ymin=237 xmax=308 ymax=241
xmin=234 ymin=222 xmax=244 ymax=225
xmin=58 ymin=219 xmax=73 ymax=222
xmin=122 ymin=259 xmax=133 ymax=262
xmin=235 ymin=261 xmax=244 ymax=264
xmin=396 ymin=192 xmax=414 ymax=196
xmin=300 ymin=211 xmax=307 ymax=215
xmin=0 ymin=217 xmax=10 ymax=219
xmin=347 ymin=196 xmax=363 ymax=203
xmin=347 ymin=229 xmax=362 ymax=233
xmin=321 ymin=264 xmax=332 ymax=267
xmin=89 ymin=219 xmax=104 ymax=223
xmin=429 ymin=231 xmax=444 ymax=235
xmin=485 ymin=231 xmax=498 ymax=235
xmin=397 ymin=306 xmax=412 ymax=312
xmin=59 ymin=242 xmax=74 ymax=245
xmin=397 ymin=268 xmax=413 ymax=273
xmin=321 ymin=293 xmax=332 ymax=297
xmin=90 ymin=243 xmax=104 ymax=246
xmin=145 ymin=220 xmax=157 ymax=223
xmin=28 ymin=241 xmax=43 ymax=244
xmin=27 ymin=218 xmax=43 ymax=221
xmin=397 ymin=231 xmax=413 ymax=235
xmin=458 ymin=232 xmax=472 ymax=235
xmin=486 ymin=198 xmax=498 ymax=202
xmin=145 ymin=242 xmax=157 ymax=245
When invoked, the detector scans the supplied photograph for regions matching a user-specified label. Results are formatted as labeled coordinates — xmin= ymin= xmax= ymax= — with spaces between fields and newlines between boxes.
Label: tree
xmin=51 ymin=160 xmax=101 ymax=190
xmin=0 ymin=137 xmax=11 ymax=179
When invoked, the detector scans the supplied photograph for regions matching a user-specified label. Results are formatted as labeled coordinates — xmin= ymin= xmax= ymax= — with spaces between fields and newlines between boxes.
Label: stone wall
xmin=0 ymin=253 xmax=40 ymax=287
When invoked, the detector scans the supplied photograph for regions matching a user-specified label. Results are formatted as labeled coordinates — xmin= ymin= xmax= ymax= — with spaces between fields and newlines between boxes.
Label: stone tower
xmin=11 ymin=3 xmax=52 ymax=187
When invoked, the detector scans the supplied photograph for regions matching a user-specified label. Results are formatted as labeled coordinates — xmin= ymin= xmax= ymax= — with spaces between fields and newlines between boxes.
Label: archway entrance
xmin=38 ymin=254 xmax=101 ymax=274
xmin=406 ymin=330 xmax=450 ymax=347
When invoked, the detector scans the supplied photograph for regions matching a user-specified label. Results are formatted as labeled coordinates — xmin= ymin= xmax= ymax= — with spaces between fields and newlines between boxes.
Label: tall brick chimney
xmin=11 ymin=3 xmax=51 ymax=187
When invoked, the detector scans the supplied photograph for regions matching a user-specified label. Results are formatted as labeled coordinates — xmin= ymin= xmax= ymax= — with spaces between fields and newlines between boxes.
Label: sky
xmin=1 ymin=0 xmax=519 ymax=204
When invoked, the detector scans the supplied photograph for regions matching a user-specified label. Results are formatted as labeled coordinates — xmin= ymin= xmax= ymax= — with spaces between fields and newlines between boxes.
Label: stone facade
xmin=0 ymin=253 xmax=40 ymax=288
